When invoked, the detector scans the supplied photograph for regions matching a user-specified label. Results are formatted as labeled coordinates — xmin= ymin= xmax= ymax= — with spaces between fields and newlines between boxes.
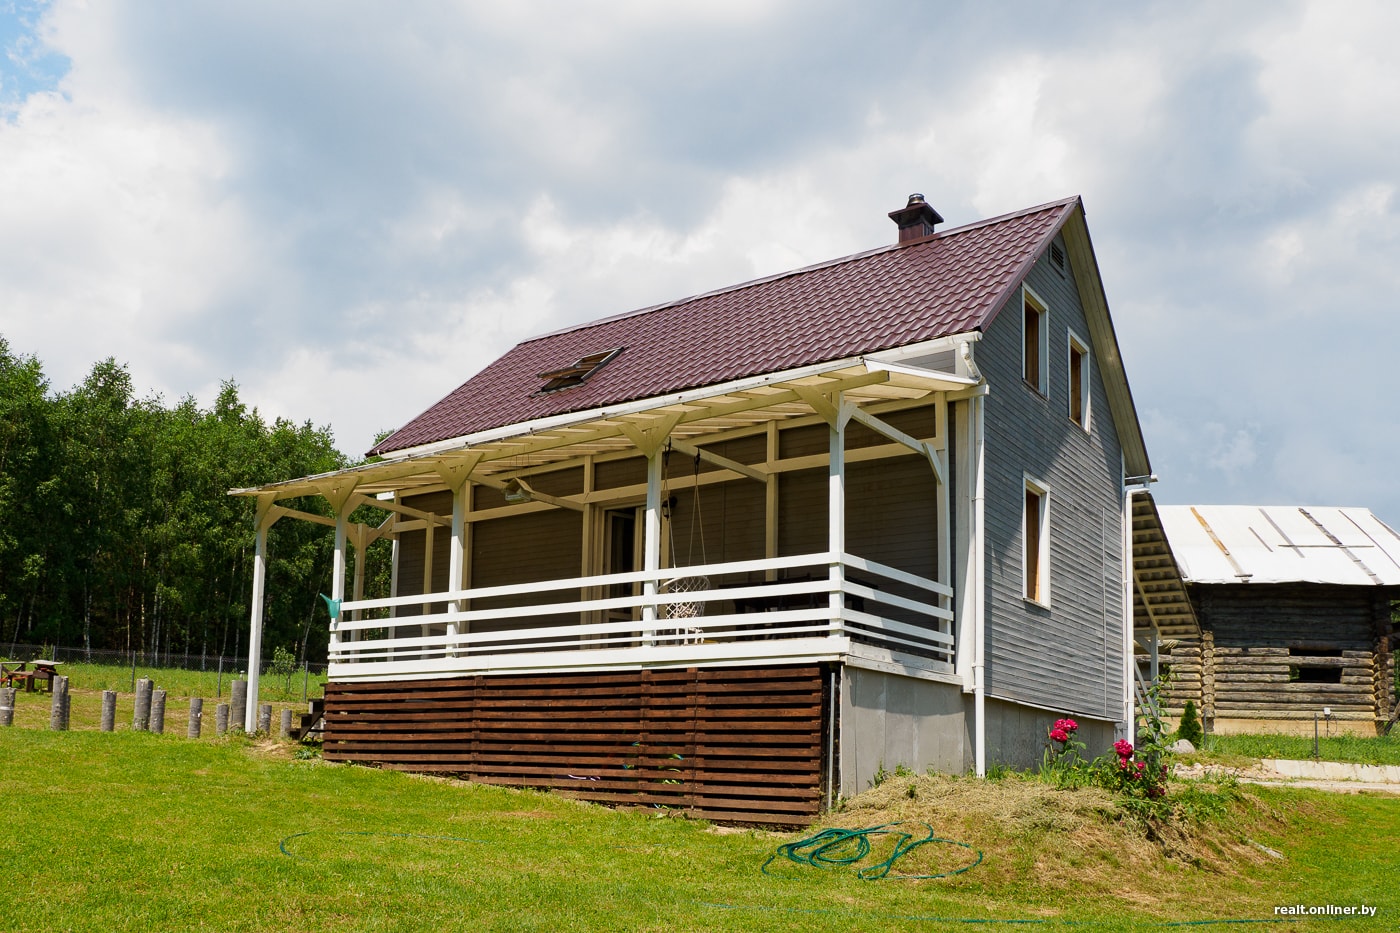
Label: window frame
xmin=1023 ymin=474 xmax=1051 ymax=607
xmin=1022 ymin=285 xmax=1048 ymax=396
xmin=1066 ymin=329 xmax=1091 ymax=432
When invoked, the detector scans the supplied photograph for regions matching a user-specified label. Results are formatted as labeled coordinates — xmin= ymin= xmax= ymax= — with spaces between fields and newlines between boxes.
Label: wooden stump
xmin=151 ymin=689 xmax=167 ymax=735
xmin=101 ymin=690 xmax=117 ymax=732
xmin=133 ymin=677 xmax=153 ymax=731
xmin=0 ymin=687 xmax=14 ymax=727
xmin=188 ymin=697 xmax=203 ymax=738
xmin=216 ymin=703 xmax=229 ymax=735
xmin=257 ymin=703 xmax=272 ymax=735
xmin=49 ymin=675 xmax=69 ymax=731
xmin=280 ymin=708 xmax=293 ymax=739
xmin=230 ymin=679 xmax=247 ymax=732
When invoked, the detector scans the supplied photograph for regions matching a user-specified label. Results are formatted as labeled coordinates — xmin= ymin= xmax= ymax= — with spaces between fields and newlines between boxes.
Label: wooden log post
xmin=151 ymin=689 xmax=167 ymax=735
xmin=216 ymin=703 xmax=230 ymax=735
xmin=49 ymin=675 xmax=68 ymax=731
xmin=0 ymin=686 xmax=14 ymax=726
xmin=133 ymin=677 xmax=153 ymax=731
xmin=230 ymin=679 xmax=248 ymax=732
xmin=188 ymin=697 xmax=203 ymax=738
xmin=257 ymin=703 xmax=272 ymax=734
xmin=101 ymin=690 xmax=117 ymax=731
xmin=280 ymin=708 xmax=293 ymax=739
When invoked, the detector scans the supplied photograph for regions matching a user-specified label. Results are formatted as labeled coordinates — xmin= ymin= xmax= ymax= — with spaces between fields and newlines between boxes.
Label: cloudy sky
xmin=2 ymin=0 xmax=1398 ymax=523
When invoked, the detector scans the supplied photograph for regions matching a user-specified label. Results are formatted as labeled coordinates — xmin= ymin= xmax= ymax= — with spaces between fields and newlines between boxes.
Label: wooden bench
xmin=1 ymin=661 xmax=36 ymax=692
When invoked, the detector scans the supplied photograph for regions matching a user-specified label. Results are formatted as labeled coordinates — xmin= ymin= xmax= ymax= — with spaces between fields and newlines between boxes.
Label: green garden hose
xmin=762 ymin=821 xmax=983 ymax=880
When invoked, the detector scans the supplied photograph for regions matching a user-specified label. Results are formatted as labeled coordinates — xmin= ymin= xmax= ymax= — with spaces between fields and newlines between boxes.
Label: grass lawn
xmin=0 ymin=725 xmax=1395 ymax=931
xmin=1198 ymin=731 xmax=1400 ymax=767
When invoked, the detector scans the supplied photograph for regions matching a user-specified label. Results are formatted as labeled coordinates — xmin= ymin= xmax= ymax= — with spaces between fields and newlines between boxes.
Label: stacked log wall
xmin=1158 ymin=584 xmax=1395 ymax=729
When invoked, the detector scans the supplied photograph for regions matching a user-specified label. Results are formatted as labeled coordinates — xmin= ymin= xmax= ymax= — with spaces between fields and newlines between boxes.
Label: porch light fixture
xmin=502 ymin=478 xmax=533 ymax=504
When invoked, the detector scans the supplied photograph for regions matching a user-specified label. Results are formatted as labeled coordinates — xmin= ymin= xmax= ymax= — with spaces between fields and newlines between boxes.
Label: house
xmin=1154 ymin=505 xmax=1399 ymax=736
xmin=233 ymin=193 xmax=1157 ymax=823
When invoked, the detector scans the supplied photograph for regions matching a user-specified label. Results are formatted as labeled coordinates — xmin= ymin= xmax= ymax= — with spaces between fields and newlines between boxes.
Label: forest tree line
xmin=0 ymin=336 xmax=389 ymax=667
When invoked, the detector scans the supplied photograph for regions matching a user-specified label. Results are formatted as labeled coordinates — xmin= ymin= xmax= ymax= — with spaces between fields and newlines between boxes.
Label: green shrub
xmin=1176 ymin=699 xmax=1204 ymax=747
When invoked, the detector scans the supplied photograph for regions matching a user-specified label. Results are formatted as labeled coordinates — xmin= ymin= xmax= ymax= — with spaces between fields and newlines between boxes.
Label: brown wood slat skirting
xmin=322 ymin=665 xmax=827 ymax=824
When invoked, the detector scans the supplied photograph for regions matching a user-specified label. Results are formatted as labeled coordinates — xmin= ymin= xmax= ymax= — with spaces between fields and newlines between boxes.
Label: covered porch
xmin=232 ymin=338 xmax=983 ymax=733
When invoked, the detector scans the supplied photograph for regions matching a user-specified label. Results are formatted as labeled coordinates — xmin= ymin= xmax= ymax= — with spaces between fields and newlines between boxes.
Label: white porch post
xmin=828 ymin=405 xmax=846 ymax=630
xmin=244 ymin=494 xmax=281 ymax=734
xmin=448 ymin=490 xmax=467 ymax=654
xmin=642 ymin=448 xmax=663 ymax=640
xmin=244 ymin=520 xmax=269 ymax=734
xmin=329 ymin=508 xmax=348 ymax=655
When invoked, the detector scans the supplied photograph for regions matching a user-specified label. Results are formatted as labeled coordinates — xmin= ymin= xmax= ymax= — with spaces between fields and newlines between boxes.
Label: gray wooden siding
xmin=978 ymin=235 xmax=1128 ymax=719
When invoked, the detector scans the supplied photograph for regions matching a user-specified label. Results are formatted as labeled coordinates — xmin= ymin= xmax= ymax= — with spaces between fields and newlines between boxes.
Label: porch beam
xmin=472 ymin=475 xmax=586 ymax=513
xmin=668 ymin=438 xmax=767 ymax=483
xmin=765 ymin=421 xmax=779 ymax=582
xmin=846 ymin=405 xmax=945 ymax=486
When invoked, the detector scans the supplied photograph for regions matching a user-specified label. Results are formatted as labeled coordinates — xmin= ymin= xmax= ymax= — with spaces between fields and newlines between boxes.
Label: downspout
xmin=961 ymin=341 xmax=988 ymax=778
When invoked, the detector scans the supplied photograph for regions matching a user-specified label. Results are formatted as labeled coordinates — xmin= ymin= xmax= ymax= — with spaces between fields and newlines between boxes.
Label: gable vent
xmin=1050 ymin=242 xmax=1066 ymax=271
xmin=537 ymin=347 xmax=624 ymax=393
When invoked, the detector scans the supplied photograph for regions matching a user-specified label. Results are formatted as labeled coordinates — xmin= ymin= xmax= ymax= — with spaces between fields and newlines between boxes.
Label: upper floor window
xmin=1024 ymin=475 xmax=1050 ymax=607
xmin=1022 ymin=286 xmax=1048 ymax=395
xmin=1067 ymin=330 xmax=1091 ymax=430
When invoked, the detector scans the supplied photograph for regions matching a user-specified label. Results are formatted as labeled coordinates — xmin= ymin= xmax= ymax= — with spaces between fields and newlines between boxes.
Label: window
xmin=1023 ymin=476 xmax=1050 ymax=605
xmin=1067 ymin=330 xmax=1090 ymax=430
xmin=537 ymin=347 xmax=624 ymax=393
xmin=1022 ymin=286 xmax=1047 ymax=395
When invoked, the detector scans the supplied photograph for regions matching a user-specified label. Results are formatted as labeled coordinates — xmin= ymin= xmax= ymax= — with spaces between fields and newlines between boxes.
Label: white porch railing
xmin=329 ymin=551 xmax=953 ymax=680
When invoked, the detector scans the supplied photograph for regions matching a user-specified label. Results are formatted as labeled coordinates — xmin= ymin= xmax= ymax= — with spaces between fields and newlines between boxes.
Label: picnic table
xmin=0 ymin=659 xmax=60 ymax=693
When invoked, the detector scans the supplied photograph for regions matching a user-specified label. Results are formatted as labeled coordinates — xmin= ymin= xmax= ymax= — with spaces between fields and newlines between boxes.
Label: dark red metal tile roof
xmin=372 ymin=197 xmax=1078 ymax=454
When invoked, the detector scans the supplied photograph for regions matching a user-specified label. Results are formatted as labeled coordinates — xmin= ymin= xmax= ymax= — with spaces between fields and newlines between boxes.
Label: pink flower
xmin=1114 ymin=739 xmax=1134 ymax=758
xmin=1050 ymin=728 xmax=1069 ymax=743
xmin=1136 ymin=761 xmax=1146 ymax=773
xmin=1055 ymin=718 xmax=1079 ymax=733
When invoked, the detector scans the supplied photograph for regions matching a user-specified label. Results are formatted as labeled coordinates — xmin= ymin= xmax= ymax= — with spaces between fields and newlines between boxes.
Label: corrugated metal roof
xmin=371 ymin=197 xmax=1080 ymax=455
xmin=1157 ymin=505 xmax=1400 ymax=586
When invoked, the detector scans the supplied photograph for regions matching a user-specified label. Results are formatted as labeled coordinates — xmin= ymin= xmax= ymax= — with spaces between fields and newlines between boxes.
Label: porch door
xmin=602 ymin=507 xmax=645 ymax=639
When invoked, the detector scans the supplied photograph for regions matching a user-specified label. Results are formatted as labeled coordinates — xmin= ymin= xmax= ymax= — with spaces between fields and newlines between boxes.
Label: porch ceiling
xmin=1131 ymin=491 xmax=1201 ymax=641
xmin=230 ymin=355 xmax=975 ymax=504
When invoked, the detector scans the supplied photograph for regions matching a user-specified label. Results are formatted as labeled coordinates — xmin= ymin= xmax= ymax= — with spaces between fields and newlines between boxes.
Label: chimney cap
xmin=888 ymin=193 xmax=944 ymax=243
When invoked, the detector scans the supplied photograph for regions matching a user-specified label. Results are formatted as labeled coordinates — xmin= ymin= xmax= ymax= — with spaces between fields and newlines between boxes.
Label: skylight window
xmin=537 ymin=347 xmax=624 ymax=393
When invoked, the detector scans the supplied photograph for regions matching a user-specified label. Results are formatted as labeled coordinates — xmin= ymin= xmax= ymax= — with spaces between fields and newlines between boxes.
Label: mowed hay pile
xmin=823 ymin=773 xmax=1287 ymax=903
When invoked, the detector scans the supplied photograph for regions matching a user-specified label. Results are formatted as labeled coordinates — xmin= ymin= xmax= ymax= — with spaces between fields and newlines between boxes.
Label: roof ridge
xmin=523 ymin=195 xmax=1081 ymax=346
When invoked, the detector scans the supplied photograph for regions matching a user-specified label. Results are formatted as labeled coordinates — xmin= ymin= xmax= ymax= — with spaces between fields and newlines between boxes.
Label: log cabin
xmin=1155 ymin=505 xmax=1399 ymax=736
xmin=233 ymin=193 xmax=1159 ymax=823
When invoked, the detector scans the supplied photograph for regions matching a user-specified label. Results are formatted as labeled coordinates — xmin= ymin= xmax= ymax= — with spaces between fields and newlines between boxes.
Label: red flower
xmin=1050 ymin=728 xmax=1069 ymax=743
xmin=1055 ymin=718 xmax=1079 ymax=733
xmin=1114 ymin=739 xmax=1134 ymax=758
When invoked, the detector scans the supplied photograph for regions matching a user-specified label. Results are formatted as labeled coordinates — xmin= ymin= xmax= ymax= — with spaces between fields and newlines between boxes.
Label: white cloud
xmin=3 ymin=0 xmax=1400 ymax=524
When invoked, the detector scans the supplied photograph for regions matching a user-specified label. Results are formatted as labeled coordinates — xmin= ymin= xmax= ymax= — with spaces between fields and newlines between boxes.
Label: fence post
xmin=133 ymin=677 xmax=153 ymax=731
xmin=230 ymin=679 xmax=247 ymax=732
xmin=101 ymin=690 xmax=117 ymax=731
xmin=216 ymin=703 xmax=229 ymax=735
xmin=0 ymin=687 xmax=14 ymax=727
xmin=280 ymin=708 xmax=293 ymax=739
xmin=188 ymin=697 xmax=203 ymax=738
xmin=257 ymin=703 xmax=272 ymax=735
xmin=151 ymin=689 xmax=166 ymax=735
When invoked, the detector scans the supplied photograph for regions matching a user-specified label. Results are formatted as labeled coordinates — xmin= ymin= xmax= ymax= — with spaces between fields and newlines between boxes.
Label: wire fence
xmin=2 ymin=642 xmax=327 ymax=702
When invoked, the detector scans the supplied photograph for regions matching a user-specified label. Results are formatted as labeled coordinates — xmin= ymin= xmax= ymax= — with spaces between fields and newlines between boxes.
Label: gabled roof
xmin=1158 ymin=505 xmax=1400 ymax=587
xmin=372 ymin=196 xmax=1094 ymax=457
